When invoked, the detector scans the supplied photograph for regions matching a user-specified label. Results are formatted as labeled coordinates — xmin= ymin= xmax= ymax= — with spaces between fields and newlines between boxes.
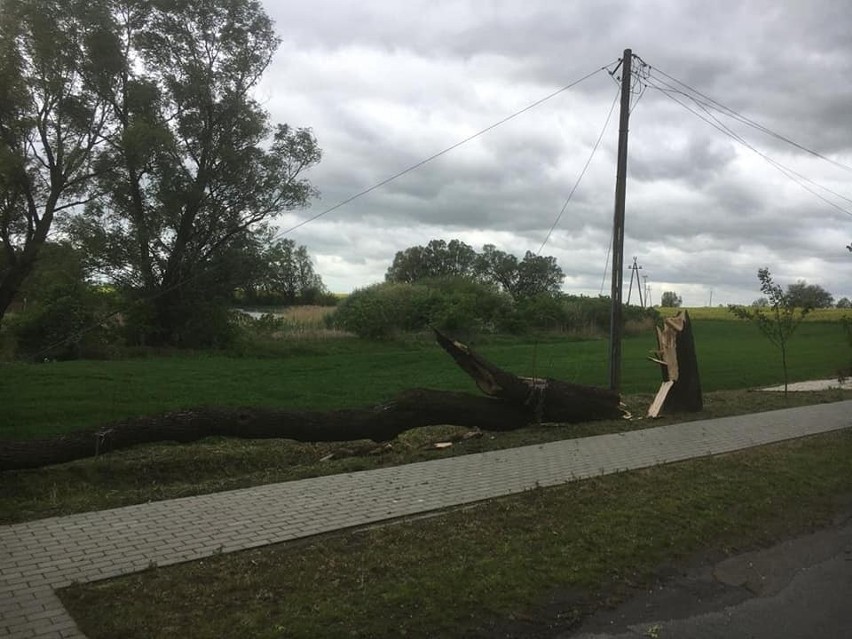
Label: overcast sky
xmin=257 ymin=0 xmax=851 ymax=306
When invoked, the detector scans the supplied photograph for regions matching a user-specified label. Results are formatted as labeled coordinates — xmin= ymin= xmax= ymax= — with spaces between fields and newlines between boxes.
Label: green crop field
xmin=659 ymin=306 xmax=851 ymax=322
xmin=1 ymin=318 xmax=849 ymax=440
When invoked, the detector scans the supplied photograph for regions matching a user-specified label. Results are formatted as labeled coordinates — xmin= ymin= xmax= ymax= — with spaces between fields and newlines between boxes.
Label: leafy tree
xmin=660 ymin=291 xmax=682 ymax=308
xmin=67 ymin=0 xmax=321 ymax=346
xmin=785 ymin=280 xmax=833 ymax=309
xmin=386 ymin=240 xmax=564 ymax=301
xmin=0 ymin=0 xmax=110 ymax=325
xmin=4 ymin=241 xmax=115 ymax=359
xmin=386 ymin=239 xmax=479 ymax=283
xmin=837 ymin=297 xmax=851 ymax=309
xmin=514 ymin=251 xmax=564 ymax=299
xmin=729 ymin=268 xmax=811 ymax=397
xmin=475 ymin=244 xmax=519 ymax=293
xmin=240 ymin=236 xmax=328 ymax=306
xmin=751 ymin=297 xmax=769 ymax=308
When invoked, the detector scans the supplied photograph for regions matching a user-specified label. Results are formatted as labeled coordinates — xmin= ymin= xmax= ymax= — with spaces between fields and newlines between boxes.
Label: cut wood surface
xmin=648 ymin=311 xmax=703 ymax=417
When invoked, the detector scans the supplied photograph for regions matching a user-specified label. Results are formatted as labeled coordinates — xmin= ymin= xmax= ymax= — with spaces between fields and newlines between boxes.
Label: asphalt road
xmin=565 ymin=511 xmax=852 ymax=639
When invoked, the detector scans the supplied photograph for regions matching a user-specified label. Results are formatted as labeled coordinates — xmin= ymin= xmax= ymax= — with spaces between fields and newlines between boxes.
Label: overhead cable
xmin=274 ymin=64 xmax=615 ymax=239
xmin=648 ymin=65 xmax=852 ymax=175
xmin=647 ymin=78 xmax=852 ymax=218
xmin=538 ymin=86 xmax=621 ymax=254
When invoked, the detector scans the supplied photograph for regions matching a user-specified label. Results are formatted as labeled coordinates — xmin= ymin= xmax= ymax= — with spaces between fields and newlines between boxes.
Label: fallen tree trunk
xmin=1 ymin=332 xmax=622 ymax=471
xmin=0 ymin=389 xmax=531 ymax=471
xmin=434 ymin=329 xmax=622 ymax=423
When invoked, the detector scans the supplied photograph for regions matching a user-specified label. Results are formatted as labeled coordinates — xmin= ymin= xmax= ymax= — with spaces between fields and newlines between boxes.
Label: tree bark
xmin=647 ymin=310 xmax=703 ymax=416
xmin=433 ymin=329 xmax=622 ymax=423
xmin=1 ymin=332 xmax=624 ymax=470
xmin=0 ymin=390 xmax=532 ymax=471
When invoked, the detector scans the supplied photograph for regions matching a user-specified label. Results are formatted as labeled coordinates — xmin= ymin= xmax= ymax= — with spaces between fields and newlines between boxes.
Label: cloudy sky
xmin=257 ymin=0 xmax=851 ymax=306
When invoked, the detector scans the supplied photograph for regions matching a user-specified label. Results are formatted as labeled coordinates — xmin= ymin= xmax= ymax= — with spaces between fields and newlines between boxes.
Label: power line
xmin=274 ymin=64 xmax=615 ymax=240
xmin=537 ymin=86 xmax=620 ymax=254
xmin=647 ymin=65 xmax=852 ymax=175
xmin=646 ymin=77 xmax=852 ymax=218
xmin=647 ymin=74 xmax=852 ymax=210
xmin=599 ymin=228 xmax=612 ymax=296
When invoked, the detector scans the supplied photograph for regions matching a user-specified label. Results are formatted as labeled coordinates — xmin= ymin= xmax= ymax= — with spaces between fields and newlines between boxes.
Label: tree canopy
xmin=660 ymin=291 xmax=682 ymax=308
xmin=59 ymin=0 xmax=322 ymax=345
xmin=785 ymin=280 xmax=833 ymax=309
xmin=237 ymin=235 xmax=329 ymax=306
xmin=385 ymin=239 xmax=479 ymax=283
xmin=385 ymin=239 xmax=565 ymax=300
xmin=0 ymin=0 xmax=321 ymax=346
xmin=0 ymin=0 xmax=111 ymax=324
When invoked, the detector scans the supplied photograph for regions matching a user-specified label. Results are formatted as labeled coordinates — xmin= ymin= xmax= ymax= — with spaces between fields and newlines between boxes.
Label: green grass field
xmin=4 ymin=314 xmax=851 ymax=636
xmin=1 ymin=319 xmax=849 ymax=440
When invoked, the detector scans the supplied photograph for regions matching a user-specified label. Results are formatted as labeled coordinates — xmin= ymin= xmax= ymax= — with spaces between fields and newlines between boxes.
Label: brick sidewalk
xmin=2 ymin=400 xmax=850 ymax=638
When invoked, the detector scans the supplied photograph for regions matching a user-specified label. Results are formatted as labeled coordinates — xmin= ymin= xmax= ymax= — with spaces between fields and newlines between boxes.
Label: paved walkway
xmin=2 ymin=400 xmax=851 ymax=638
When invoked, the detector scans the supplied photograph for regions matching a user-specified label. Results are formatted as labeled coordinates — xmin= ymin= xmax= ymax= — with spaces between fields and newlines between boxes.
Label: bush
xmin=560 ymin=295 xmax=659 ymax=336
xmin=514 ymin=294 xmax=570 ymax=332
xmin=331 ymin=278 xmax=513 ymax=339
xmin=120 ymin=283 xmax=240 ymax=350
xmin=332 ymin=284 xmax=660 ymax=340
xmin=8 ymin=287 xmax=118 ymax=360
xmin=423 ymin=277 xmax=514 ymax=336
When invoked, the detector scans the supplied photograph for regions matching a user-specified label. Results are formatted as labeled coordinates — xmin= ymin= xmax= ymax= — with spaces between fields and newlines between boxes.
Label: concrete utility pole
xmin=608 ymin=49 xmax=633 ymax=392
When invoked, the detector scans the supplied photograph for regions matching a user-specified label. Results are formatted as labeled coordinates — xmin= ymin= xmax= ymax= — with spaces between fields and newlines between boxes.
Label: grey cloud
xmin=260 ymin=0 xmax=852 ymax=303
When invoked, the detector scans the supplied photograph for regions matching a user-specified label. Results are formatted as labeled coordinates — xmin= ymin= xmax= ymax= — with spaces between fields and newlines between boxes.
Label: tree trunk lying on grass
xmin=0 ymin=330 xmax=622 ymax=471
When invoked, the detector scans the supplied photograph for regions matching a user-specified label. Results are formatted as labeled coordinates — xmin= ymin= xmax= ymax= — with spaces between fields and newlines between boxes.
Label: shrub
xmin=332 ymin=285 xmax=660 ymax=340
xmin=331 ymin=283 xmax=425 ymax=339
xmin=560 ymin=295 xmax=659 ymax=336
xmin=514 ymin=294 xmax=570 ymax=332
xmin=331 ymin=278 xmax=513 ymax=339
xmin=8 ymin=287 xmax=118 ymax=360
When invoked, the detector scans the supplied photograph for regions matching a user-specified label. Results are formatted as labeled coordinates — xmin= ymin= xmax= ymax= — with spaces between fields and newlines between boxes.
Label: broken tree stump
xmin=647 ymin=310 xmax=703 ymax=417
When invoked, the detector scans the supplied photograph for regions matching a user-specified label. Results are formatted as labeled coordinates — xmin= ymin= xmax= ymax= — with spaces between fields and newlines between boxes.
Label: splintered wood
xmin=647 ymin=310 xmax=703 ymax=417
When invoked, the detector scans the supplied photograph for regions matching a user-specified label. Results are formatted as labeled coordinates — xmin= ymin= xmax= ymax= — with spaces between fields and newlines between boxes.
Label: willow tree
xmin=0 ymin=0 xmax=110 ymax=325
xmin=68 ymin=0 xmax=321 ymax=345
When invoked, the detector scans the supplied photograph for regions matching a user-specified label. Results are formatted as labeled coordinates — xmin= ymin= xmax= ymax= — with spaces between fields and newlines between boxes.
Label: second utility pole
xmin=608 ymin=49 xmax=633 ymax=392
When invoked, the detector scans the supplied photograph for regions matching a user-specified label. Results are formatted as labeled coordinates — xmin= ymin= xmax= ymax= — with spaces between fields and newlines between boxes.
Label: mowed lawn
xmin=1 ymin=319 xmax=849 ymax=440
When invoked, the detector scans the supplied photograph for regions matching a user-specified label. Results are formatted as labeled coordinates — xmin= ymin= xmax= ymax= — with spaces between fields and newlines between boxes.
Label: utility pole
xmin=608 ymin=49 xmax=633 ymax=392
xmin=626 ymin=256 xmax=643 ymax=307
xmin=643 ymin=274 xmax=649 ymax=308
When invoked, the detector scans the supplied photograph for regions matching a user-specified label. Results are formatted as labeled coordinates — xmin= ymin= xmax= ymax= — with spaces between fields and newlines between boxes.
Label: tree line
xmin=385 ymin=239 xmax=564 ymax=300
xmin=0 ymin=0 xmax=322 ymax=348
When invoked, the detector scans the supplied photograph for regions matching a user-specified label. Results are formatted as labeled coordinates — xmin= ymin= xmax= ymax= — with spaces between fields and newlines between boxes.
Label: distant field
xmin=659 ymin=306 xmax=850 ymax=321
xmin=1 ymin=318 xmax=849 ymax=440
